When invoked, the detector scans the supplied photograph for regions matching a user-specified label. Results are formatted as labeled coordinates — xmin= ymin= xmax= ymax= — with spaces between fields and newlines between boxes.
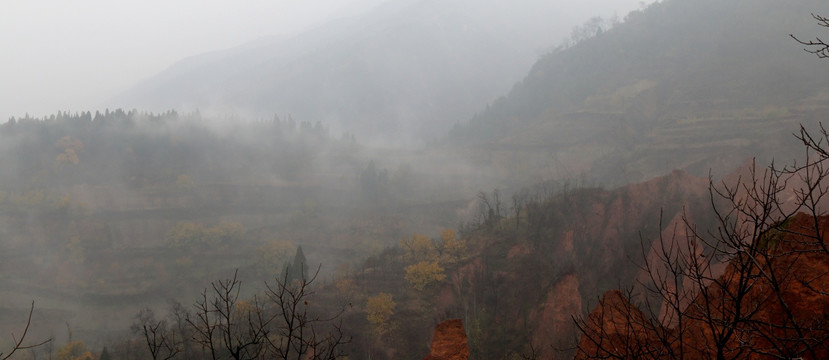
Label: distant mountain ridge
xmin=111 ymin=0 xmax=613 ymax=145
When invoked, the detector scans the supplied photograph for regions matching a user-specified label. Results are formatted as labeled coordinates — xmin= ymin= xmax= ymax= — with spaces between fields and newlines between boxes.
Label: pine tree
xmin=99 ymin=347 xmax=111 ymax=360
xmin=290 ymin=246 xmax=308 ymax=281
xmin=283 ymin=246 xmax=309 ymax=283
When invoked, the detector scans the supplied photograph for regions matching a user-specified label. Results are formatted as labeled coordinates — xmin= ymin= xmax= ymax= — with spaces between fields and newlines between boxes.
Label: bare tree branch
xmin=791 ymin=13 xmax=829 ymax=58
xmin=0 ymin=301 xmax=51 ymax=360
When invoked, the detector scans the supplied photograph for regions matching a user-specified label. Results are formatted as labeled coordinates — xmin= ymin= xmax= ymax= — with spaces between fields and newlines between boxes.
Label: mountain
xmin=447 ymin=0 xmax=829 ymax=187
xmin=110 ymin=0 xmax=620 ymax=145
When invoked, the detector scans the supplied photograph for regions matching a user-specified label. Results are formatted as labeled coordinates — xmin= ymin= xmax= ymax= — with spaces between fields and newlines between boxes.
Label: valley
xmin=2 ymin=0 xmax=829 ymax=359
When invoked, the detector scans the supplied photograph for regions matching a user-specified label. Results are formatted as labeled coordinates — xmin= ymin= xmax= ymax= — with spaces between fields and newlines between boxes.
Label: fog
xmin=1 ymin=0 xmax=651 ymax=123
xmin=0 ymin=0 xmax=385 ymax=120
xmin=5 ymin=0 xmax=829 ymax=359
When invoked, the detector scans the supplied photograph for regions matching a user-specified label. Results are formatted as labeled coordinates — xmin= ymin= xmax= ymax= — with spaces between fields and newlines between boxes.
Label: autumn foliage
xmin=576 ymin=213 xmax=829 ymax=359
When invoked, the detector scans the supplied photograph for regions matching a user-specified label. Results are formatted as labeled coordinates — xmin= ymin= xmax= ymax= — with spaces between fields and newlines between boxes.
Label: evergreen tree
xmin=284 ymin=246 xmax=308 ymax=282
xmin=99 ymin=347 xmax=111 ymax=360
xmin=292 ymin=245 xmax=308 ymax=281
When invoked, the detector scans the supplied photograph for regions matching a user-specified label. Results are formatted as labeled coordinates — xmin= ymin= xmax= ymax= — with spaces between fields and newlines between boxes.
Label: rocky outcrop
xmin=574 ymin=290 xmax=659 ymax=360
xmin=422 ymin=319 xmax=469 ymax=360
xmin=576 ymin=213 xmax=829 ymax=360
xmin=530 ymin=273 xmax=582 ymax=359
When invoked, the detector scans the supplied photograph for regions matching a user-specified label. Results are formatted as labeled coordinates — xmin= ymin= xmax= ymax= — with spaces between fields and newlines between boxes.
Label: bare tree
xmin=791 ymin=13 xmax=829 ymax=58
xmin=132 ymin=308 xmax=180 ymax=360
xmin=1 ymin=301 xmax=51 ymax=360
xmin=187 ymin=270 xmax=269 ymax=360
xmin=263 ymin=265 xmax=349 ymax=360
xmin=574 ymin=135 xmax=829 ymax=359
xmin=183 ymin=268 xmax=349 ymax=360
xmin=189 ymin=287 xmax=221 ymax=360
xmin=168 ymin=300 xmax=197 ymax=360
xmin=474 ymin=189 xmax=504 ymax=229
xmin=511 ymin=190 xmax=529 ymax=231
xmin=574 ymin=288 xmax=665 ymax=359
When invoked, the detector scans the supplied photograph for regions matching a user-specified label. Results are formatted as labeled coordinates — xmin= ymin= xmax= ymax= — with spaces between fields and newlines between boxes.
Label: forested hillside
xmin=0 ymin=110 xmax=467 ymax=353
xmin=448 ymin=0 xmax=829 ymax=187
xmin=4 ymin=0 xmax=829 ymax=359
xmin=331 ymin=169 xmax=717 ymax=358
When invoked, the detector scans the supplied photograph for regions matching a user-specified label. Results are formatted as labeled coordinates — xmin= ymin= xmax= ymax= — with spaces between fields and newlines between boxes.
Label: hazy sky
xmin=1 ymin=0 xmax=652 ymax=121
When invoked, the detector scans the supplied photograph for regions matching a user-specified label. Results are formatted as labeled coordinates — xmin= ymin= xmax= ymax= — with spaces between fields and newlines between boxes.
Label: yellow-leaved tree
xmin=56 ymin=341 xmax=94 ymax=360
xmin=55 ymin=136 xmax=83 ymax=166
xmin=366 ymin=293 xmax=396 ymax=336
xmin=166 ymin=222 xmax=204 ymax=249
xmin=399 ymin=231 xmax=457 ymax=292
xmin=166 ymin=221 xmax=244 ymax=250
xmin=437 ymin=228 xmax=466 ymax=266
xmin=204 ymin=221 xmax=244 ymax=246
xmin=404 ymin=261 xmax=446 ymax=291
xmin=400 ymin=233 xmax=434 ymax=262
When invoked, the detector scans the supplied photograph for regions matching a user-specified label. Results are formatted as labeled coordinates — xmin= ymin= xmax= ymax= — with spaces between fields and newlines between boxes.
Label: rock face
xmin=576 ymin=213 xmax=829 ymax=359
xmin=423 ymin=319 xmax=469 ymax=360
xmin=530 ymin=273 xmax=582 ymax=359
xmin=574 ymin=290 xmax=658 ymax=360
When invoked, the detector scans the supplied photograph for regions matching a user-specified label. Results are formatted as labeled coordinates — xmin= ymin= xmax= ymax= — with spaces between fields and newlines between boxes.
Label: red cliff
xmin=576 ymin=213 xmax=829 ymax=359
xmin=422 ymin=319 xmax=470 ymax=360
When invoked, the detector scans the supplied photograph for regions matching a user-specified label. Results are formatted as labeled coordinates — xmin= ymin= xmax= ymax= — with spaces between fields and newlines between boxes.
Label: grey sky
xmin=1 ymin=0 xmax=652 ymax=121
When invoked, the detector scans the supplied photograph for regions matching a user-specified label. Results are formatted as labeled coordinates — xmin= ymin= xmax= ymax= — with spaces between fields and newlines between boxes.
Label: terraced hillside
xmin=446 ymin=0 xmax=829 ymax=187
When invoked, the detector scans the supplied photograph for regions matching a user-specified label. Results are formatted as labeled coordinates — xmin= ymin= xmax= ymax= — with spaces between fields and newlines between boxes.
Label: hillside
xmin=110 ymin=0 xmax=615 ymax=145
xmin=576 ymin=213 xmax=829 ymax=359
xmin=7 ymin=0 xmax=829 ymax=358
xmin=447 ymin=0 xmax=829 ymax=187
xmin=333 ymin=144 xmax=829 ymax=359
xmin=0 ymin=111 xmax=466 ymax=349
xmin=333 ymin=169 xmax=718 ymax=359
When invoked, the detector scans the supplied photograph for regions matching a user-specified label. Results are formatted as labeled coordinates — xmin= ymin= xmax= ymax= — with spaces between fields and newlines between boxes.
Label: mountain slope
xmin=111 ymin=0 xmax=624 ymax=145
xmin=336 ymin=169 xmax=716 ymax=359
xmin=448 ymin=0 xmax=829 ymax=186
